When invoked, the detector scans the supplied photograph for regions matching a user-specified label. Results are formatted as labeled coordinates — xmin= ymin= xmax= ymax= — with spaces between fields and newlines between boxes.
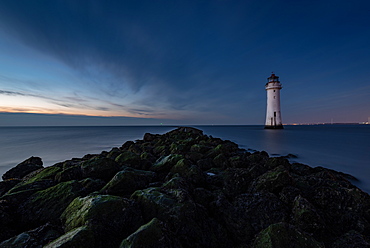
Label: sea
xmin=0 ymin=125 xmax=369 ymax=193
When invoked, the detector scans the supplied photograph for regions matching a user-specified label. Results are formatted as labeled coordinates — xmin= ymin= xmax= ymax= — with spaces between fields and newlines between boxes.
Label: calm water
xmin=0 ymin=125 xmax=369 ymax=192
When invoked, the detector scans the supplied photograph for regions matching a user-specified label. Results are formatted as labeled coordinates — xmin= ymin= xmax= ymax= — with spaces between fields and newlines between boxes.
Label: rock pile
xmin=0 ymin=127 xmax=369 ymax=247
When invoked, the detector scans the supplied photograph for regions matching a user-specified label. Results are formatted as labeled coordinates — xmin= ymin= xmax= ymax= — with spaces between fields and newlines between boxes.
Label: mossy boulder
xmin=55 ymin=166 xmax=83 ymax=183
xmin=100 ymin=168 xmax=155 ymax=196
xmin=252 ymin=222 xmax=324 ymax=248
xmin=17 ymin=180 xmax=92 ymax=229
xmin=170 ymin=159 xmax=205 ymax=186
xmin=131 ymin=187 xmax=179 ymax=221
xmin=5 ymin=167 xmax=61 ymax=195
xmin=115 ymin=151 xmax=142 ymax=168
xmin=251 ymin=165 xmax=293 ymax=193
xmin=2 ymin=156 xmax=43 ymax=180
xmin=120 ymin=218 xmax=182 ymax=248
xmin=81 ymin=157 xmax=120 ymax=181
xmin=61 ymin=194 xmax=143 ymax=247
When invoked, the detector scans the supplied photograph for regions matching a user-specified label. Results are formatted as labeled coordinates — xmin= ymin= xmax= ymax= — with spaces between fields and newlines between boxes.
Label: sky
xmin=0 ymin=0 xmax=369 ymax=126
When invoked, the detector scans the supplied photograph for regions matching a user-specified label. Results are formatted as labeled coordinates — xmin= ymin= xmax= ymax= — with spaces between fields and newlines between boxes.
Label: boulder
xmin=0 ymin=223 xmax=62 ymax=248
xmin=120 ymin=218 xmax=182 ymax=248
xmin=100 ymin=168 xmax=155 ymax=196
xmin=44 ymin=226 xmax=95 ymax=248
xmin=61 ymin=194 xmax=143 ymax=248
xmin=150 ymin=154 xmax=183 ymax=173
xmin=81 ymin=157 xmax=120 ymax=181
xmin=17 ymin=180 xmax=93 ymax=230
xmin=2 ymin=156 xmax=43 ymax=180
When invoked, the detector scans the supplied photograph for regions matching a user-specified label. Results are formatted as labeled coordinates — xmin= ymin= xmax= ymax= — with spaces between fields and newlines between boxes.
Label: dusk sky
xmin=0 ymin=0 xmax=369 ymax=125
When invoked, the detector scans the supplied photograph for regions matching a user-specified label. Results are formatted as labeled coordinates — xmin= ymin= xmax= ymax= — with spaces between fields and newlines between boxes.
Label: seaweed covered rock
xmin=61 ymin=194 xmax=143 ymax=247
xmin=17 ymin=180 xmax=98 ymax=230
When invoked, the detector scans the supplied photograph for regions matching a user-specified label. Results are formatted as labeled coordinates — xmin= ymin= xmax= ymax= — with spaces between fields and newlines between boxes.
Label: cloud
xmin=0 ymin=90 xmax=26 ymax=96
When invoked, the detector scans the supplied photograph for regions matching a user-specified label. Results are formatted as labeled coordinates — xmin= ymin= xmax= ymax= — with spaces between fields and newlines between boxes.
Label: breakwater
xmin=0 ymin=127 xmax=369 ymax=247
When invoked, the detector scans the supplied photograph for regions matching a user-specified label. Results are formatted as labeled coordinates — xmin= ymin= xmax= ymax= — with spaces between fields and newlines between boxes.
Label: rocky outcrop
xmin=2 ymin=156 xmax=43 ymax=180
xmin=0 ymin=126 xmax=369 ymax=247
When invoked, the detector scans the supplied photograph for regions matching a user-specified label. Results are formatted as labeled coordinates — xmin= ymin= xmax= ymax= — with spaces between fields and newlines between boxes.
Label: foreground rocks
xmin=0 ymin=127 xmax=369 ymax=247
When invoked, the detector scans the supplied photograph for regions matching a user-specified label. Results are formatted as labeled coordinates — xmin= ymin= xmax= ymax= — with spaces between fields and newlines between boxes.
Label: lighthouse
xmin=265 ymin=73 xmax=283 ymax=129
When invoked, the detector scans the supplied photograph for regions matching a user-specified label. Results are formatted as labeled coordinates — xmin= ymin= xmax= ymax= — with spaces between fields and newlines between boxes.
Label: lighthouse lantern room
xmin=265 ymin=73 xmax=283 ymax=129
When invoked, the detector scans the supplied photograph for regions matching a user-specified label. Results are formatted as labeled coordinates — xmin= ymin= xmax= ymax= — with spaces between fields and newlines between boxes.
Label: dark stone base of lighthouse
xmin=264 ymin=125 xmax=284 ymax=129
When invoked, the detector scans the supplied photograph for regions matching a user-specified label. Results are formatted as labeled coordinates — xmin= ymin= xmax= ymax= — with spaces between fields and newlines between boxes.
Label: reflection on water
xmin=262 ymin=129 xmax=285 ymax=155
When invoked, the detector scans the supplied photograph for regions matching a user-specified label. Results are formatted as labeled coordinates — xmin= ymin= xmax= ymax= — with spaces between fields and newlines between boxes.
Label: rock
xmin=170 ymin=159 xmax=205 ymax=186
xmin=291 ymin=195 xmax=325 ymax=236
xmin=120 ymin=218 xmax=182 ymax=248
xmin=251 ymin=165 xmax=293 ymax=193
xmin=131 ymin=187 xmax=178 ymax=222
xmin=0 ymin=179 xmax=21 ymax=197
xmin=2 ymin=156 xmax=43 ymax=180
xmin=61 ymin=194 xmax=143 ymax=248
xmin=233 ymin=193 xmax=289 ymax=234
xmin=150 ymin=154 xmax=183 ymax=173
xmin=115 ymin=151 xmax=142 ymax=168
xmin=0 ymin=223 xmax=62 ymax=248
xmin=44 ymin=226 xmax=95 ymax=248
xmin=17 ymin=180 xmax=93 ymax=230
xmin=55 ymin=166 xmax=83 ymax=183
xmin=101 ymin=167 xmax=155 ymax=196
xmin=81 ymin=157 xmax=120 ymax=181
xmin=222 ymin=168 xmax=251 ymax=198
xmin=252 ymin=222 xmax=324 ymax=248
xmin=167 ymin=126 xmax=203 ymax=136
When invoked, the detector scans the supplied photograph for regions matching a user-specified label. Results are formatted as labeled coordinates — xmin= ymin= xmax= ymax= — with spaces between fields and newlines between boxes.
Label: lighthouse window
xmin=274 ymin=96 xmax=276 ymax=99
xmin=273 ymin=90 xmax=275 ymax=92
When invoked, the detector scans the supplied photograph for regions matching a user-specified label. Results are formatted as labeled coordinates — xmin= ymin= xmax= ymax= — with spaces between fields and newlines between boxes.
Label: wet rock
xmin=2 ymin=156 xmax=43 ymax=180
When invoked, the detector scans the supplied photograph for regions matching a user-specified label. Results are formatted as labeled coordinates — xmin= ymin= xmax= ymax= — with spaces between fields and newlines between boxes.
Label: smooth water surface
xmin=0 ymin=125 xmax=369 ymax=192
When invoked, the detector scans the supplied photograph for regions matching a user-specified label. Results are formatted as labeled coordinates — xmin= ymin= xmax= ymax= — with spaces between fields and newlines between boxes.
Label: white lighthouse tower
xmin=265 ymin=73 xmax=283 ymax=129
